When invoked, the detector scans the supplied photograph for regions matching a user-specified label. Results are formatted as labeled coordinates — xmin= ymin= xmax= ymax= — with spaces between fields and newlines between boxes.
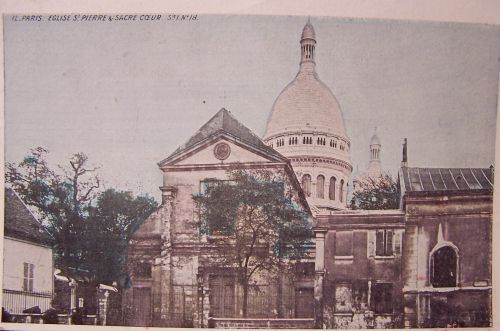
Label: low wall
xmin=209 ymin=318 xmax=315 ymax=329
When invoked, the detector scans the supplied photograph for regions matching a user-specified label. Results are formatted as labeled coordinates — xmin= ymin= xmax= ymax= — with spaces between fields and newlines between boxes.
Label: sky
xmin=4 ymin=14 xmax=500 ymax=201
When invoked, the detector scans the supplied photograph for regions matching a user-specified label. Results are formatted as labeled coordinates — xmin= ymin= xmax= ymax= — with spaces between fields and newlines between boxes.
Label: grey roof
xmin=159 ymin=108 xmax=286 ymax=165
xmin=400 ymin=167 xmax=494 ymax=193
xmin=4 ymin=188 xmax=53 ymax=246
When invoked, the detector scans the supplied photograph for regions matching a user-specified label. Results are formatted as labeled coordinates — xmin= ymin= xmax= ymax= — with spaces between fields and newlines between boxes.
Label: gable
xmin=4 ymin=188 xmax=53 ymax=246
xmin=158 ymin=108 xmax=286 ymax=167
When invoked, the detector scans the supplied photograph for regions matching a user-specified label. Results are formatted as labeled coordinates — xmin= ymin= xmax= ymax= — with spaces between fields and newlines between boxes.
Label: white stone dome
xmin=264 ymin=71 xmax=348 ymax=139
xmin=264 ymin=21 xmax=348 ymax=141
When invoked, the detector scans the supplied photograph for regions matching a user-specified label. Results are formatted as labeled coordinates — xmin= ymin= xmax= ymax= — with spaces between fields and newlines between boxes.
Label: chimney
xmin=401 ymin=138 xmax=408 ymax=167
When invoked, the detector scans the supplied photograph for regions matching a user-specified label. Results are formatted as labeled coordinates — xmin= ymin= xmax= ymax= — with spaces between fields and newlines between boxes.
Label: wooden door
xmin=295 ymin=288 xmax=314 ymax=318
xmin=132 ymin=287 xmax=151 ymax=326
xmin=210 ymin=275 xmax=235 ymax=317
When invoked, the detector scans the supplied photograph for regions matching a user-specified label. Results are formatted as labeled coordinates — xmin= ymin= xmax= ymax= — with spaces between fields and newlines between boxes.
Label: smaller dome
xmin=301 ymin=20 xmax=316 ymax=40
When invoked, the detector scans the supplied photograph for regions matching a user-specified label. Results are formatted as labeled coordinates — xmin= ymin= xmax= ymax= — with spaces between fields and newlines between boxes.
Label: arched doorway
xmin=430 ymin=246 xmax=458 ymax=287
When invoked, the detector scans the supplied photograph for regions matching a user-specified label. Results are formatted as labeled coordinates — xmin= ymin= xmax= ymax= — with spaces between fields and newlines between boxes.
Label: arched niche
xmin=429 ymin=242 xmax=459 ymax=288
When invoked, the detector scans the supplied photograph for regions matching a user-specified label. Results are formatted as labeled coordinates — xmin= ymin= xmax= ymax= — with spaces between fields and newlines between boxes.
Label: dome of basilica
xmin=264 ymin=71 xmax=348 ymax=139
xmin=264 ymin=22 xmax=348 ymax=142
xmin=263 ymin=21 xmax=352 ymax=212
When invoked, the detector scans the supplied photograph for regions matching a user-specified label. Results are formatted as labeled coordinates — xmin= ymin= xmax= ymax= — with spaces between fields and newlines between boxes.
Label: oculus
xmin=214 ymin=142 xmax=231 ymax=160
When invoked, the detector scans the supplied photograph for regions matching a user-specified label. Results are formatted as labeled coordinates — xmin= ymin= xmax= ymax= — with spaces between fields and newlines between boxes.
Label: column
xmin=314 ymin=229 xmax=327 ymax=329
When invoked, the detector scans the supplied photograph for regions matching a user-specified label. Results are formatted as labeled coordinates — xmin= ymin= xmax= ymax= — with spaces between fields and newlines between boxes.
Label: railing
xmin=171 ymin=285 xmax=196 ymax=326
xmin=2 ymin=289 xmax=52 ymax=314
xmin=8 ymin=313 xmax=97 ymax=325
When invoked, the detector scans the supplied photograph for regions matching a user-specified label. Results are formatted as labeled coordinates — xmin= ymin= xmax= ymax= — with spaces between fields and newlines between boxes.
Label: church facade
xmin=124 ymin=109 xmax=315 ymax=327
xmin=125 ymin=21 xmax=493 ymax=329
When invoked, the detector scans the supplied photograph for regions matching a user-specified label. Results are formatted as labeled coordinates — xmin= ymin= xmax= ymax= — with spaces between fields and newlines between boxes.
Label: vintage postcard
xmin=1 ymin=4 xmax=499 ymax=330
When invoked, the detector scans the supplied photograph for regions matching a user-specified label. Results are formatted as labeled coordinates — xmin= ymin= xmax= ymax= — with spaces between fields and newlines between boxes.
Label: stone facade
xmin=312 ymin=167 xmax=493 ymax=329
xmin=399 ymin=167 xmax=493 ymax=328
xmin=314 ymin=211 xmax=405 ymax=329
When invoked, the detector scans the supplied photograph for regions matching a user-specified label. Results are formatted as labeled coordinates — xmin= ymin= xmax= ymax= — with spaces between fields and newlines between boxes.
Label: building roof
xmin=263 ymin=21 xmax=349 ymax=141
xmin=400 ymin=167 xmax=494 ymax=193
xmin=159 ymin=108 xmax=286 ymax=166
xmin=4 ymin=188 xmax=53 ymax=246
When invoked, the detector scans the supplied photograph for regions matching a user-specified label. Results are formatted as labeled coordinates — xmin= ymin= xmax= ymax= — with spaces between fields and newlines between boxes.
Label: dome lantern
xmin=300 ymin=19 xmax=316 ymax=71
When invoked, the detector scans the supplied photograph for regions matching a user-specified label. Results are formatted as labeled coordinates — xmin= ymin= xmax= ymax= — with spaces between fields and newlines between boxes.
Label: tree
xmin=350 ymin=174 xmax=400 ymax=210
xmin=86 ymin=189 xmax=157 ymax=284
xmin=6 ymin=147 xmax=157 ymax=284
xmin=7 ymin=147 xmax=101 ymax=271
xmin=193 ymin=169 xmax=311 ymax=317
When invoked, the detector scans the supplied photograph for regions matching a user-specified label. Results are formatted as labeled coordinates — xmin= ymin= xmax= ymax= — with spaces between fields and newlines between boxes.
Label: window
xmin=339 ymin=179 xmax=344 ymax=202
xmin=371 ymin=283 xmax=392 ymax=314
xmin=200 ymin=178 xmax=219 ymax=194
xmin=329 ymin=177 xmax=336 ymax=200
xmin=302 ymin=174 xmax=311 ymax=197
xmin=23 ymin=263 xmax=34 ymax=292
xmin=352 ymin=281 xmax=369 ymax=311
xmin=335 ymin=231 xmax=353 ymax=257
xmin=430 ymin=246 xmax=458 ymax=287
xmin=334 ymin=281 xmax=369 ymax=313
xmin=376 ymin=230 xmax=393 ymax=256
xmin=316 ymin=175 xmax=325 ymax=199
xmin=334 ymin=283 xmax=352 ymax=313
xmin=135 ymin=262 xmax=152 ymax=278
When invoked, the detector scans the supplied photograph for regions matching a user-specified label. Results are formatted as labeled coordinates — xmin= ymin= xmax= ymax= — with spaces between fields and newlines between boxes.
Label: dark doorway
xmin=430 ymin=246 xmax=457 ymax=287
xmin=209 ymin=275 xmax=235 ymax=317
xmin=295 ymin=288 xmax=314 ymax=317
xmin=132 ymin=287 xmax=151 ymax=326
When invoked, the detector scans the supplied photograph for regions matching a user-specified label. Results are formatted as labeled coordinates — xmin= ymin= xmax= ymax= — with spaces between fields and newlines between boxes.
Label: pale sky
xmin=4 ymin=15 xmax=500 ymax=200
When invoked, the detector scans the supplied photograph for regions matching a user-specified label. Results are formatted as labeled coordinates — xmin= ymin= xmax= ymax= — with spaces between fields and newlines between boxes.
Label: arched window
xmin=430 ymin=246 xmax=458 ymax=287
xmin=329 ymin=177 xmax=336 ymax=200
xmin=316 ymin=175 xmax=325 ymax=199
xmin=302 ymin=174 xmax=311 ymax=197
xmin=339 ymin=179 xmax=344 ymax=202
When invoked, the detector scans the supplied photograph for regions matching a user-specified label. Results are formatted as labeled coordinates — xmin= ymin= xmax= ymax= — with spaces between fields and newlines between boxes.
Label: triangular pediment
xmin=159 ymin=108 xmax=287 ymax=167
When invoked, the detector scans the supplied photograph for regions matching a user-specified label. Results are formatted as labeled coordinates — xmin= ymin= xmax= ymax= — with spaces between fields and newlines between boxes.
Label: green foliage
xmin=350 ymin=174 xmax=400 ymax=210
xmin=86 ymin=189 xmax=158 ymax=284
xmin=6 ymin=147 xmax=157 ymax=284
xmin=193 ymin=169 xmax=311 ymax=316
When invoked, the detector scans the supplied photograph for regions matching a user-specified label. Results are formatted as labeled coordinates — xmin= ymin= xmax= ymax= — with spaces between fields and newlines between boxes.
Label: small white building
xmin=3 ymin=188 xmax=54 ymax=314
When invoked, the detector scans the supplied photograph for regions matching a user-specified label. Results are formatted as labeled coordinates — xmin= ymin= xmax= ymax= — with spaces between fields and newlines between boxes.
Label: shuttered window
xmin=369 ymin=230 xmax=402 ymax=257
xmin=375 ymin=230 xmax=393 ymax=256
xmin=23 ymin=262 xmax=34 ymax=292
